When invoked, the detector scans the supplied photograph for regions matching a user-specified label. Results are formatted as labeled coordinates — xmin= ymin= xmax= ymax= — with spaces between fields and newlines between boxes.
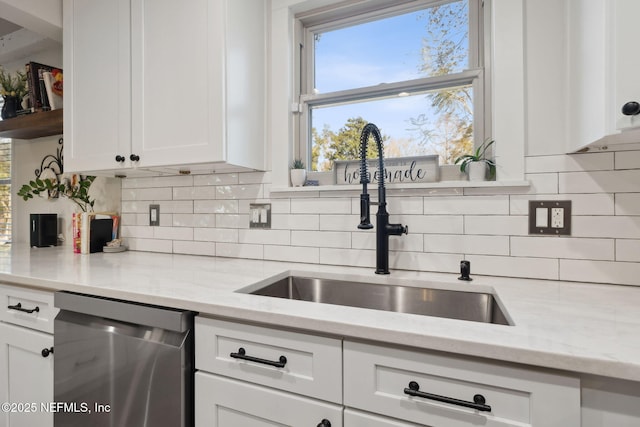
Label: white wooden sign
xmin=334 ymin=155 xmax=439 ymax=185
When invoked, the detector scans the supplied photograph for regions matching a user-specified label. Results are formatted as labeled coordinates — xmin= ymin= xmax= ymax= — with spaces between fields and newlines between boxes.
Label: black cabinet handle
xmin=41 ymin=347 xmax=53 ymax=358
xmin=622 ymin=101 xmax=640 ymax=116
xmin=7 ymin=302 xmax=40 ymax=314
xmin=115 ymin=155 xmax=125 ymax=162
xmin=129 ymin=154 xmax=140 ymax=161
xmin=404 ymin=381 xmax=491 ymax=412
xmin=229 ymin=347 xmax=287 ymax=368
xmin=317 ymin=419 xmax=331 ymax=427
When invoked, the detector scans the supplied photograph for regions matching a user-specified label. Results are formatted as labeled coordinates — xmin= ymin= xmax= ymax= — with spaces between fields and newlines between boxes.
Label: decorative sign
xmin=334 ymin=155 xmax=439 ymax=185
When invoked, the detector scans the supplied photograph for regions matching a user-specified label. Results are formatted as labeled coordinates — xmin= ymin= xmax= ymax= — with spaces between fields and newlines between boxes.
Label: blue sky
xmin=311 ymin=2 xmax=469 ymax=145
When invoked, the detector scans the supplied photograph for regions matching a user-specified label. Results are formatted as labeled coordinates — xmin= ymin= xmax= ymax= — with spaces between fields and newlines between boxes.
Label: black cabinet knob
xmin=129 ymin=154 xmax=140 ymax=162
xmin=115 ymin=155 xmax=125 ymax=162
xmin=41 ymin=347 xmax=54 ymax=358
xmin=622 ymin=101 xmax=640 ymax=116
xmin=317 ymin=419 xmax=331 ymax=427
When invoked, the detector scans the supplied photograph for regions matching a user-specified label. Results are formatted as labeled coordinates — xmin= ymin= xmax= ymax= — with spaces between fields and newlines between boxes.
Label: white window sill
xmin=270 ymin=180 xmax=531 ymax=196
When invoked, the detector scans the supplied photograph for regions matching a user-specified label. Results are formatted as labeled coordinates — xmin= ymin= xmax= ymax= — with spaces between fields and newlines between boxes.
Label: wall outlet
xmin=529 ymin=200 xmax=571 ymax=235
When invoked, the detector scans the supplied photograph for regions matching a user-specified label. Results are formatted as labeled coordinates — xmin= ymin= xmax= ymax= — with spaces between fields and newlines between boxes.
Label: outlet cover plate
xmin=249 ymin=203 xmax=271 ymax=229
xmin=529 ymin=200 xmax=571 ymax=235
xmin=149 ymin=204 xmax=160 ymax=226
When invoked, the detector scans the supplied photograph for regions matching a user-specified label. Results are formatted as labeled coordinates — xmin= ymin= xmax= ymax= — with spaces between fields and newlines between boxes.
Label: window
xmin=0 ymin=138 xmax=10 ymax=245
xmin=296 ymin=0 xmax=486 ymax=172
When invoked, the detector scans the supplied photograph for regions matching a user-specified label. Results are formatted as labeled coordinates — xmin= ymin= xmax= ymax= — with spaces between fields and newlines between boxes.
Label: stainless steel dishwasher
xmin=53 ymin=291 xmax=195 ymax=427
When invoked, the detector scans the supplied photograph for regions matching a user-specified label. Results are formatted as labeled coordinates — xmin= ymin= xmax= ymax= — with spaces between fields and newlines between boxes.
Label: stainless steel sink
xmin=244 ymin=275 xmax=511 ymax=325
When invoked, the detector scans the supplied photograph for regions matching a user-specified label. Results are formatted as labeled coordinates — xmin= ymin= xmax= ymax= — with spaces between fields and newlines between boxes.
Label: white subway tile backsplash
xmin=194 ymin=200 xmax=238 ymax=214
xmin=560 ymin=259 xmax=640 ymax=285
xmin=616 ymin=240 xmax=640 ymax=262
xmin=572 ymin=216 xmax=640 ymax=239
xmin=511 ymin=236 xmax=615 ymax=260
xmin=615 ymin=151 xmax=640 ymax=170
xmin=424 ymin=196 xmax=509 ymax=215
xmin=424 ymin=235 xmax=510 ymax=256
xmin=239 ymin=229 xmax=290 ymax=245
xmin=559 ymin=170 xmax=640 ymax=193
xmin=273 ymin=214 xmax=320 ymax=230
xmin=291 ymin=198 xmax=351 ymax=214
xmin=153 ymin=227 xmax=194 ymax=241
xmin=120 ymin=150 xmax=640 ymax=286
xmin=173 ymin=240 xmax=216 ymax=256
xmin=468 ymin=255 xmax=559 ymax=280
xmin=173 ymin=214 xmax=216 ymax=228
xmin=216 ymin=243 xmax=263 ymax=259
xmin=615 ymin=194 xmax=640 ymax=216
xmin=526 ymin=152 xmax=614 ymax=173
xmin=465 ymin=215 xmax=528 ymax=236
xmin=173 ymin=186 xmax=218 ymax=200
xmin=264 ymin=245 xmax=319 ymax=263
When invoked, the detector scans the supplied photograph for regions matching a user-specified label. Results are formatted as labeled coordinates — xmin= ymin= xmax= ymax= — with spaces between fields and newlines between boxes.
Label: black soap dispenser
xmin=458 ymin=260 xmax=472 ymax=281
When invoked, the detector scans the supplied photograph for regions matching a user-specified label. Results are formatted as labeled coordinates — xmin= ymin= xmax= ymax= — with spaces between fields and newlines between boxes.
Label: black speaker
xmin=30 ymin=214 xmax=57 ymax=247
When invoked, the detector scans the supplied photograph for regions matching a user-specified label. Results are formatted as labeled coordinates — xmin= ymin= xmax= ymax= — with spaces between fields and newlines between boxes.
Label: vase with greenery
xmin=454 ymin=139 xmax=496 ymax=181
xmin=290 ymin=159 xmax=307 ymax=187
xmin=18 ymin=175 xmax=96 ymax=212
xmin=0 ymin=66 xmax=28 ymax=119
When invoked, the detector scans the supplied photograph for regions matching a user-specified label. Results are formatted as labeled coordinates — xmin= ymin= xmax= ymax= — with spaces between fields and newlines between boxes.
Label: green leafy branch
xmin=17 ymin=176 xmax=96 ymax=212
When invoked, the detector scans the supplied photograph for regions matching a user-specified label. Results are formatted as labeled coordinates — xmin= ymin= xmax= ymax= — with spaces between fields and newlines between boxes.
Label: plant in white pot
xmin=454 ymin=139 xmax=496 ymax=181
xmin=290 ymin=159 xmax=307 ymax=187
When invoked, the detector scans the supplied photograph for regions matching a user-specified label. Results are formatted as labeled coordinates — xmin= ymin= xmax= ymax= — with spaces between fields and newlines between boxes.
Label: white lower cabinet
xmin=195 ymin=317 xmax=582 ymax=427
xmin=0 ymin=284 xmax=57 ymax=427
xmin=195 ymin=372 xmax=342 ymax=427
xmin=344 ymin=341 xmax=581 ymax=427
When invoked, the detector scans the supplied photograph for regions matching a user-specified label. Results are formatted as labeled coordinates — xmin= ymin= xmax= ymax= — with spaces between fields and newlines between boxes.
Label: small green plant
xmin=454 ymin=139 xmax=496 ymax=178
xmin=0 ymin=66 xmax=27 ymax=99
xmin=18 ymin=176 xmax=96 ymax=212
xmin=290 ymin=159 xmax=305 ymax=169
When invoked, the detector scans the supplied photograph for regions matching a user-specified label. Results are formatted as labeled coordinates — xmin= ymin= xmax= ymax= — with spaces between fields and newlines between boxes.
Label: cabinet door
xmin=0 ymin=323 xmax=54 ymax=427
xmin=63 ymin=0 xmax=132 ymax=173
xmin=195 ymin=372 xmax=342 ymax=427
xmin=614 ymin=0 xmax=640 ymax=130
xmin=131 ymin=0 xmax=220 ymax=168
xmin=345 ymin=409 xmax=424 ymax=427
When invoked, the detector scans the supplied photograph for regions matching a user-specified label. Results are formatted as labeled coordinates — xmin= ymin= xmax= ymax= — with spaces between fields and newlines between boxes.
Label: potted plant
xmin=0 ymin=66 xmax=28 ymax=119
xmin=290 ymin=159 xmax=307 ymax=187
xmin=454 ymin=139 xmax=496 ymax=181
xmin=18 ymin=175 xmax=96 ymax=212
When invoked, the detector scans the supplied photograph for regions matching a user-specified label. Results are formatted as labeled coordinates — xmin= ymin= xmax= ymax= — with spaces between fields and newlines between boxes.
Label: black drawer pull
xmin=404 ymin=381 xmax=491 ymax=412
xmin=317 ymin=419 xmax=331 ymax=427
xmin=230 ymin=347 xmax=287 ymax=368
xmin=41 ymin=347 xmax=54 ymax=358
xmin=7 ymin=302 xmax=40 ymax=314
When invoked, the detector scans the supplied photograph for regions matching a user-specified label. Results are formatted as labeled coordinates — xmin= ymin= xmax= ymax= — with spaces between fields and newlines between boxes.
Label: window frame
xmin=294 ymin=0 xmax=489 ymax=172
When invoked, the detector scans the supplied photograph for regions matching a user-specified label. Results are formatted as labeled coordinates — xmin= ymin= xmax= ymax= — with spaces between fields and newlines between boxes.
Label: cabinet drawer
xmin=195 ymin=372 xmax=342 ymax=427
xmin=344 ymin=341 xmax=580 ymax=427
xmin=0 ymin=285 xmax=57 ymax=333
xmin=345 ymin=408 xmax=423 ymax=427
xmin=195 ymin=317 xmax=342 ymax=403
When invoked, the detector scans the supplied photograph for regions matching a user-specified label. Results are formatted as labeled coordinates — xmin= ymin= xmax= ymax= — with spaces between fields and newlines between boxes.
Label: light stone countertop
xmin=2 ymin=245 xmax=639 ymax=382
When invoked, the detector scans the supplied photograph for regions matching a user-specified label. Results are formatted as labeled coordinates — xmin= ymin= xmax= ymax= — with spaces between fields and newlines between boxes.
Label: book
xmin=25 ymin=62 xmax=58 ymax=112
xmin=80 ymin=212 xmax=120 ymax=254
xmin=42 ymin=72 xmax=63 ymax=110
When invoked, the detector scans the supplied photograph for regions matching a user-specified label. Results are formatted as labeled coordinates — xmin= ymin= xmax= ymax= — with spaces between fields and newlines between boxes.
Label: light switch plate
xmin=249 ymin=203 xmax=271 ymax=229
xmin=149 ymin=204 xmax=160 ymax=226
xmin=529 ymin=200 xmax=571 ymax=235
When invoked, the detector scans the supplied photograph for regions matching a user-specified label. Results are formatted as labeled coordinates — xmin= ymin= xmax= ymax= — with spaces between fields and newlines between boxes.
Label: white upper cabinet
xmin=568 ymin=0 xmax=640 ymax=152
xmin=64 ymin=0 xmax=266 ymax=175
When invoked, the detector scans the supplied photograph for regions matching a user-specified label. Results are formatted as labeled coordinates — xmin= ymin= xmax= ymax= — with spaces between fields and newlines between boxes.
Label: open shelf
xmin=0 ymin=109 xmax=63 ymax=139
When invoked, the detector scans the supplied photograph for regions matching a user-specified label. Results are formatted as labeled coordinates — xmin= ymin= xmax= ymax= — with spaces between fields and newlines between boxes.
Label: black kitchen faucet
xmin=357 ymin=123 xmax=408 ymax=274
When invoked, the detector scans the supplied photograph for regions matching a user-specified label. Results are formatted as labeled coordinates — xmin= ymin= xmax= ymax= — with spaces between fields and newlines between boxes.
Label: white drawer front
xmin=345 ymin=408 xmax=423 ymax=427
xmin=344 ymin=341 xmax=580 ymax=427
xmin=0 ymin=285 xmax=57 ymax=333
xmin=195 ymin=372 xmax=343 ymax=427
xmin=195 ymin=317 xmax=342 ymax=403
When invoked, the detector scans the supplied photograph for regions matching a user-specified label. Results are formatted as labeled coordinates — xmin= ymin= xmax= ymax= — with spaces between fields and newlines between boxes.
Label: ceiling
xmin=0 ymin=17 xmax=21 ymax=38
